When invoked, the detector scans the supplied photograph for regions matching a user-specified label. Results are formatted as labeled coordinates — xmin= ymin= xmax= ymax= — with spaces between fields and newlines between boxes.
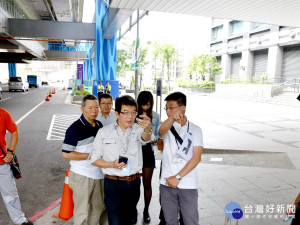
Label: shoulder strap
xmin=170 ymin=126 xmax=183 ymax=145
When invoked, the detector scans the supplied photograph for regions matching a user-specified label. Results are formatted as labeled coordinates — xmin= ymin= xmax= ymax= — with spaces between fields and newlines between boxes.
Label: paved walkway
xmin=35 ymin=93 xmax=300 ymax=225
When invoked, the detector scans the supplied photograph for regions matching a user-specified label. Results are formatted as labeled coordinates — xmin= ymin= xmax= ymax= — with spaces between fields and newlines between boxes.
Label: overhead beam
xmin=117 ymin=10 xmax=149 ymax=41
xmin=8 ymin=19 xmax=95 ymax=40
xmin=0 ymin=52 xmax=35 ymax=63
xmin=102 ymin=8 xmax=134 ymax=39
xmin=0 ymin=40 xmax=19 ymax=49
xmin=8 ymin=39 xmax=47 ymax=58
xmin=44 ymin=50 xmax=87 ymax=61
xmin=0 ymin=9 xmax=45 ymax=59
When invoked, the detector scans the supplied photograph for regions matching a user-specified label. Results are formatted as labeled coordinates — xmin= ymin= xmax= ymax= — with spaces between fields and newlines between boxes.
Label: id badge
xmin=122 ymin=161 xmax=131 ymax=176
xmin=173 ymin=155 xmax=185 ymax=164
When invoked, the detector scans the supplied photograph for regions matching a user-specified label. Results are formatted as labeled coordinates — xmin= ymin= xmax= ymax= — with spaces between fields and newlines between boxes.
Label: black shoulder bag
xmin=0 ymin=146 xmax=22 ymax=179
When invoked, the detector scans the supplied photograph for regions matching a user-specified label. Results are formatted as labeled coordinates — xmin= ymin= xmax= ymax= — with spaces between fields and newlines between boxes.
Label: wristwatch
xmin=7 ymin=149 xmax=14 ymax=153
xmin=143 ymin=128 xmax=152 ymax=134
xmin=175 ymin=174 xmax=182 ymax=180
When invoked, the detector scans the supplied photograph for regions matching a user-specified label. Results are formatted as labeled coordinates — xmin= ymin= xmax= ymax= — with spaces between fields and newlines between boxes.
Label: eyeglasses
xmin=164 ymin=106 xmax=179 ymax=111
xmin=100 ymin=103 xmax=112 ymax=106
xmin=120 ymin=111 xmax=138 ymax=117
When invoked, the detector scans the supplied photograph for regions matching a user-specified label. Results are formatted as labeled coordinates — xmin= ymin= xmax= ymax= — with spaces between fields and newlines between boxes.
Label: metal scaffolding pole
xmin=134 ymin=10 xmax=139 ymax=100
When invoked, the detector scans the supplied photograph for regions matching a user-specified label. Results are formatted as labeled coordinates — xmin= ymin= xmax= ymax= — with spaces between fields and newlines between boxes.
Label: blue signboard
xmin=77 ymin=64 xmax=83 ymax=90
xmin=93 ymin=80 xmax=119 ymax=100
xmin=157 ymin=79 xmax=162 ymax=96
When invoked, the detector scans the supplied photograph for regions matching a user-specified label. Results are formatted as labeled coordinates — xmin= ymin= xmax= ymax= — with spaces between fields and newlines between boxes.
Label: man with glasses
xmin=62 ymin=95 xmax=104 ymax=225
xmin=158 ymin=92 xmax=203 ymax=225
xmin=91 ymin=95 xmax=152 ymax=225
xmin=97 ymin=93 xmax=116 ymax=127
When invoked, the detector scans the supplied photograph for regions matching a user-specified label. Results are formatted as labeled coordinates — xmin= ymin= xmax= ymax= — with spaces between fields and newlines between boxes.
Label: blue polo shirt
xmin=62 ymin=115 xmax=104 ymax=179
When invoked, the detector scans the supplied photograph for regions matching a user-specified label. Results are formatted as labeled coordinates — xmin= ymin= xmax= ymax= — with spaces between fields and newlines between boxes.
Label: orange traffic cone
xmin=45 ymin=95 xmax=50 ymax=101
xmin=49 ymin=91 xmax=52 ymax=97
xmin=52 ymin=88 xmax=56 ymax=94
xmin=53 ymin=169 xmax=74 ymax=221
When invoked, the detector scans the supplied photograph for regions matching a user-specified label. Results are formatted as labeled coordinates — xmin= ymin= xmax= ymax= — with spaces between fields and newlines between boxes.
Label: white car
xmin=0 ymin=85 xmax=2 ymax=100
xmin=9 ymin=77 xmax=29 ymax=92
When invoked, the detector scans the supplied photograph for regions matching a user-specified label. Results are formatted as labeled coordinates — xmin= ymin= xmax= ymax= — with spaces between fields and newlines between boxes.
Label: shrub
xmin=83 ymin=90 xmax=90 ymax=95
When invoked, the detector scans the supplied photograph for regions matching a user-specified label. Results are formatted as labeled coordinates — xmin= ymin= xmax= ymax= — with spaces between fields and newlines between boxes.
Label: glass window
xmin=9 ymin=77 xmax=22 ymax=82
xmin=252 ymin=22 xmax=268 ymax=30
xmin=230 ymin=21 xmax=243 ymax=35
xmin=212 ymin=25 xmax=223 ymax=40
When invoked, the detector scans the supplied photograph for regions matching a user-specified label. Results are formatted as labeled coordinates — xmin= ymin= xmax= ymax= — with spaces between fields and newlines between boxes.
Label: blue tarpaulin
xmin=95 ymin=0 xmax=117 ymax=81
xmin=8 ymin=63 xmax=16 ymax=77
xmin=84 ymin=43 xmax=94 ymax=81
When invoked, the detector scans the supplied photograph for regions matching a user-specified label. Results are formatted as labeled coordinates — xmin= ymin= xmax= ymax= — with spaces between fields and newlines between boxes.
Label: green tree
xmin=138 ymin=45 xmax=149 ymax=88
xmin=152 ymin=42 xmax=161 ymax=79
xmin=160 ymin=44 xmax=177 ymax=90
xmin=117 ymin=42 xmax=132 ymax=78
xmin=186 ymin=54 xmax=222 ymax=81
xmin=207 ymin=56 xmax=222 ymax=81
xmin=186 ymin=55 xmax=199 ymax=79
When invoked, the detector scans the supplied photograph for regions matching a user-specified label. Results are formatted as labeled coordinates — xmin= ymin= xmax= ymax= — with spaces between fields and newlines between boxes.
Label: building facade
xmin=210 ymin=18 xmax=300 ymax=84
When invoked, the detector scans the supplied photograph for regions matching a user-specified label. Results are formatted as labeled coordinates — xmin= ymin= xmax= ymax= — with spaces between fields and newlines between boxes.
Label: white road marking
xmin=47 ymin=114 xmax=79 ymax=140
xmin=210 ymin=158 xmax=223 ymax=162
xmin=15 ymin=100 xmax=45 ymax=125
xmin=0 ymin=97 xmax=11 ymax=101
xmin=52 ymin=127 xmax=68 ymax=132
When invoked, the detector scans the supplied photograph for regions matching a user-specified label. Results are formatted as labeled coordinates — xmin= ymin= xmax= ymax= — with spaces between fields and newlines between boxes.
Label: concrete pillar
xmin=221 ymin=54 xmax=231 ymax=81
xmin=241 ymin=50 xmax=253 ymax=82
xmin=267 ymin=46 xmax=283 ymax=82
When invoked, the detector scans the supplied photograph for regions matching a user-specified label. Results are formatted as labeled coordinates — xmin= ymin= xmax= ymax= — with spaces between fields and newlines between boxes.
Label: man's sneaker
xmin=21 ymin=220 xmax=33 ymax=225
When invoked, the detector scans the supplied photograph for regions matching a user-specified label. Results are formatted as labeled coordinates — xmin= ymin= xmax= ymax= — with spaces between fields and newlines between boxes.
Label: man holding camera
xmin=0 ymin=108 xmax=33 ymax=225
xmin=91 ymin=95 xmax=152 ymax=225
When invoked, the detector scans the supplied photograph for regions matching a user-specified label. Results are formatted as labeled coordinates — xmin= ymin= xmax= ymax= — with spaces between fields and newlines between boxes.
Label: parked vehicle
xmin=9 ymin=77 xmax=29 ymax=92
xmin=27 ymin=75 xmax=40 ymax=88
xmin=119 ymin=82 xmax=126 ymax=89
xmin=68 ymin=79 xmax=74 ymax=89
xmin=42 ymin=81 xmax=49 ymax=85
xmin=0 ymin=85 xmax=2 ymax=100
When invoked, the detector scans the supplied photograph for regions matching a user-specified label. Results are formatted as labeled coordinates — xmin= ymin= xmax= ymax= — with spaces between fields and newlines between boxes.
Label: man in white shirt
xmin=91 ymin=95 xmax=152 ymax=225
xmin=158 ymin=92 xmax=203 ymax=225
xmin=97 ymin=93 xmax=116 ymax=126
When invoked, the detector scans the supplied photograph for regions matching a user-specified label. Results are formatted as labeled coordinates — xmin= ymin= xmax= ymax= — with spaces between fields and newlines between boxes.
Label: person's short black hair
xmin=98 ymin=93 xmax=112 ymax=103
xmin=82 ymin=94 xmax=97 ymax=107
xmin=115 ymin=95 xmax=137 ymax=113
xmin=164 ymin=92 xmax=186 ymax=106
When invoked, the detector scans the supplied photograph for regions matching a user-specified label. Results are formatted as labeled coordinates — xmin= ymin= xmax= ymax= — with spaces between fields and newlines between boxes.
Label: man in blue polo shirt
xmin=62 ymin=95 xmax=104 ymax=225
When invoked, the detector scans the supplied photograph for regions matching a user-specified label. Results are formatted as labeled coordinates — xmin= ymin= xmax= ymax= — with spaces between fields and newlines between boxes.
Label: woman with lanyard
xmin=137 ymin=91 xmax=160 ymax=224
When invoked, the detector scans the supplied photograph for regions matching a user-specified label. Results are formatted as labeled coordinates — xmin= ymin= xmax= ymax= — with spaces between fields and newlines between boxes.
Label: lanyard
xmin=175 ymin=121 xmax=189 ymax=149
xmin=114 ymin=125 xmax=133 ymax=154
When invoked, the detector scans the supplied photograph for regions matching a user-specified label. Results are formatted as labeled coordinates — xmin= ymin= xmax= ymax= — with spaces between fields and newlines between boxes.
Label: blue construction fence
xmin=92 ymin=80 xmax=119 ymax=100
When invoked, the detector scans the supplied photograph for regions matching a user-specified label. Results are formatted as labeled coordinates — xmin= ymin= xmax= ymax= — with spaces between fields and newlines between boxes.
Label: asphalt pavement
xmin=1 ymin=89 xmax=300 ymax=225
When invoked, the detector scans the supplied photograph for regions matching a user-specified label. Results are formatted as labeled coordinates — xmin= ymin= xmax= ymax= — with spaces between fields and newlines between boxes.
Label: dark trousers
xmin=104 ymin=177 xmax=141 ymax=225
xmin=291 ymin=203 xmax=300 ymax=225
xmin=97 ymin=92 xmax=103 ymax=100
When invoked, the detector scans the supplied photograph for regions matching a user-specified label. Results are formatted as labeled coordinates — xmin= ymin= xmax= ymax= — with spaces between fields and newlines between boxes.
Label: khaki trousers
xmin=69 ymin=171 xmax=105 ymax=225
